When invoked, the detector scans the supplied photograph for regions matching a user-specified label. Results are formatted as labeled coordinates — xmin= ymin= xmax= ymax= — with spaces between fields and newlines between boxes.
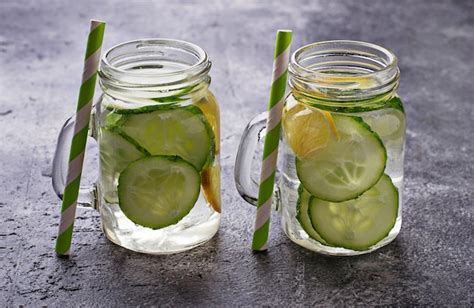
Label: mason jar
xmin=235 ymin=40 xmax=405 ymax=256
xmin=53 ymin=39 xmax=221 ymax=254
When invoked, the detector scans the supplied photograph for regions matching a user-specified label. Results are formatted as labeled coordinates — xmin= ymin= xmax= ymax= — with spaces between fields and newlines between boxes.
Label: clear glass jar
xmin=235 ymin=40 xmax=405 ymax=256
xmin=53 ymin=39 xmax=220 ymax=254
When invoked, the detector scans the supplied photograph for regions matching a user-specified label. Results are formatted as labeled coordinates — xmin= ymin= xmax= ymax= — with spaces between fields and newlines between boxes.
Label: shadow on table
xmin=51 ymin=230 xmax=223 ymax=302
xmin=51 ymin=231 xmax=420 ymax=305
xmin=247 ymin=236 xmax=419 ymax=304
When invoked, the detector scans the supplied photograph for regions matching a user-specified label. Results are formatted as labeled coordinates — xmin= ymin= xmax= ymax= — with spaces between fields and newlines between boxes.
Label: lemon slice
xmin=201 ymin=164 xmax=221 ymax=213
xmin=282 ymin=100 xmax=337 ymax=158
xmin=194 ymin=92 xmax=220 ymax=154
xmin=194 ymin=93 xmax=221 ymax=212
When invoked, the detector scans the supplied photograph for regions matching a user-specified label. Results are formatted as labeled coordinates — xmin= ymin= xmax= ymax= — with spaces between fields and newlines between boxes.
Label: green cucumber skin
xmin=111 ymin=105 xmax=215 ymax=171
xmin=185 ymin=105 xmax=216 ymax=168
xmin=102 ymin=112 xmax=126 ymax=128
xmin=109 ymin=102 xmax=181 ymax=114
xmin=345 ymin=116 xmax=387 ymax=200
xmin=103 ymin=83 xmax=198 ymax=112
xmin=106 ymin=84 xmax=201 ymax=114
xmin=295 ymin=185 xmax=329 ymax=245
xmin=104 ymin=126 xmax=151 ymax=156
xmin=386 ymin=97 xmax=404 ymax=113
xmin=295 ymin=185 xmax=305 ymax=220
xmin=350 ymin=116 xmax=388 ymax=193
xmin=150 ymin=84 xmax=200 ymax=103
xmin=309 ymin=174 xmax=399 ymax=251
xmin=292 ymin=96 xmax=405 ymax=114
xmin=117 ymin=155 xmax=201 ymax=230
xmin=295 ymin=115 xmax=387 ymax=203
xmin=142 ymin=154 xmax=196 ymax=165
xmin=99 ymin=128 xmax=147 ymax=204
xmin=151 ymin=97 xmax=187 ymax=104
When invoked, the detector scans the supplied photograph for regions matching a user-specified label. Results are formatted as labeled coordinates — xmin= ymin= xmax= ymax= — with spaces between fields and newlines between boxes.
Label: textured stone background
xmin=1 ymin=0 xmax=473 ymax=306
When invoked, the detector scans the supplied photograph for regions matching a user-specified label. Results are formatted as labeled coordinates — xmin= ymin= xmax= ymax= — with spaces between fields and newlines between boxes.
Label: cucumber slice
xmin=102 ymin=96 xmax=172 ymax=112
xmin=387 ymin=96 xmax=404 ymax=113
xmin=102 ymin=112 xmax=126 ymax=129
xmin=309 ymin=174 xmax=398 ymax=251
xmin=296 ymin=115 xmax=386 ymax=202
xmin=99 ymin=129 xmax=147 ymax=203
xmin=107 ymin=101 xmax=180 ymax=114
xmin=118 ymin=155 xmax=201 ymax=229
xmin=288 ymin=94 xmax=404 ymax=114
xmin=296 ymin=185 xmax=327 ymax=245
xmin=103 ymin=85 xmax=198 ymax=113
xmin=119 ymin=106 xmax=214 ymax=171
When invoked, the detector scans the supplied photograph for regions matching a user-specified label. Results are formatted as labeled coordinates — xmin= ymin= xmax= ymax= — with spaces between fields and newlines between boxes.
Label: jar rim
xmin=290 ymin=40 xmax=398 ymax=79
xmin=99 ymin=38 xmax=211 ymax=87
xmin=288 ymin=40 xmax=400 ymax=102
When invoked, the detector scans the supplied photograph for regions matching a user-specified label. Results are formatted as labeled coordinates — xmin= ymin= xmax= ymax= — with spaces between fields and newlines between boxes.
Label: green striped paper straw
xmin=252 ymin=30 xmax=292 ymax=251
xmin=55 ymin=20 xmax=105 ymax=256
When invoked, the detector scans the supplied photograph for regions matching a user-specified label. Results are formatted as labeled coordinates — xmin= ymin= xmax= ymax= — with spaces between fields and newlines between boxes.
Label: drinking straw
xmin=252 ymin=30 xmax=292 ymax=251
xmin=55 ymin=20 xmax=105 ymax=256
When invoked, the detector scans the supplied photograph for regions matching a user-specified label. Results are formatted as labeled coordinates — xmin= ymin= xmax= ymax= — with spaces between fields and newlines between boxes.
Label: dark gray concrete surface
xmin=1 ymin=0 xmax=473 ymax=306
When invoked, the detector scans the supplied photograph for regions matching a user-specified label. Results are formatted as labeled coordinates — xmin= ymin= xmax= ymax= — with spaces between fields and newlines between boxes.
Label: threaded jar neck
xmin=99 ymin=39 xmax=211 ymax=100
xmin=288 ymin=40 xmax=399 ymax=104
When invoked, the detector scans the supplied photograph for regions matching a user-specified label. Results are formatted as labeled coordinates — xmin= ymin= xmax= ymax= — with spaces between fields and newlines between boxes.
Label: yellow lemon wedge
xmin=193 ymin=90 xmax=221 ymax=213
xmin=194 ymin=92 xmax=220 ymax=154
xmin=322 ymin=110 xmax=340 ymax=140
xmin=282 ymin=100 xmax=338 ymax=158
xmin=201 ymin=164 xmax=221 ymax=213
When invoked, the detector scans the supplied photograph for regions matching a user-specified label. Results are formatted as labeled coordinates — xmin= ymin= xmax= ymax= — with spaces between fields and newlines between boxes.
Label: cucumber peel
xmin=117 ymin=155 xmax=201 ymax=229
xmin=99 ymin=128 xmax=147 ymax=203
xmin=296 ymin=115 xmax=387 ymax=202
xmin=296 ymin=185 xmax=327 ymax=245
xmin=118 ymin=105 xmax=214 ymax=171
xmin=309 ymin=174 xmax=398 ymax=251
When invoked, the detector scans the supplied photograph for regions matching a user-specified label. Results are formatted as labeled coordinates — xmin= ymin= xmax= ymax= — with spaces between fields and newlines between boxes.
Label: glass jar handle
xmin=52 ymin=112 xmax=98 ymax=208
xmin=234 ymin=112 xmax=280 ymax=208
